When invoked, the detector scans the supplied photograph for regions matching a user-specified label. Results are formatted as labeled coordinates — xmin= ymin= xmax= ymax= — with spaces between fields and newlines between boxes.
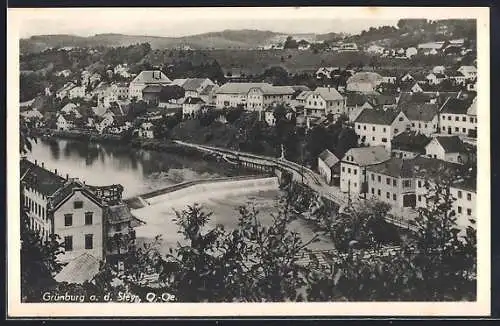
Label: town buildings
xmin=439 ymin=97 xmax=477 ymax=137
xmin=346 ymin=72 xmax=384 ymax=93
xmin=246 ymin=85 xmax=295 ymax=111
xmin=424 ymin=135 xmax=469 ymax=165
xmin=128 ymin=70 xmax=172 ymax=100
xmin=303 ymin=87 xmax=345 ymax=118
xmin=21 ymin=159 xmax=140 ymax=265
xmin=340 ymin=146 xmax=391 ymax=195
xmin=354 ymin=109 xmax=411 ymax=150
xmin=317 ymin=149 xmax=340 ymax=186
xmin=215 ymin=82 xmax=269 ymax=109
xmin=400 ymin=102 xmax=439 ymax=136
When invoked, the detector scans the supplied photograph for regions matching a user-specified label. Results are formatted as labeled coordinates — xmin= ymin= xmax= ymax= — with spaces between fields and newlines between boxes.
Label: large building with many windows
xmin=20 ymin=158 xmax=141 ymax=265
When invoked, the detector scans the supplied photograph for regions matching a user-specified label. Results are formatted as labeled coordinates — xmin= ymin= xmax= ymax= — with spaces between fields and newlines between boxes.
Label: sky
xmin=11 ymin=8 xmax=401 ymax=38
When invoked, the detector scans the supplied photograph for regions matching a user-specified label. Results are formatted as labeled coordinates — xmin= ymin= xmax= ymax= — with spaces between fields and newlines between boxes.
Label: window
xmin=354 ymin=169 xmax=357 ymax=175
xmin=85 ymin=234 xmax=93 ymax=249
xmin=354 ymin=182 xmax=357 ymax=187
xmin=377 ymin=189 xmax=381 ymax=196
xmin=381 ymin=138 xmax=387 ymax=143
xmin=371 ymin=188 xmax=375 ymax=194
xmin=424 ymin=124 xmax=427 ymax=128
xmin=74 ymin=201 xmax=83 ymax=209
xmin=455 ymin=127 xmax=459 ymax=132
xmin=462 ymin=128 xmax=466 ymax=133
xmin=403 ymin=180 xmax=411 ymax=188
xmin=467 ymin=208 xmax=472 ymax=216
xmin=342 ymin=167 xmax=345 ymax=172
xmin=386 ymin=178 xmax=391 ymax=185
xmin=467 ymin=193 xmax=472 ymax=201
xmin=442 ymin=126 xmax=446 ymax=131
xmin=372 ymin=126 xmax=375 ymax=131
xmin=418 ymin=123 xmax=421 ymax=128
xmin=85 ymin=212 xmax=93 ymax=225
xmin=418 ymin=195 xmax=422 ymax=202
xmin=363 ymin=125 xmax=366 ymax=130
xmin=470 ymin=117 xmax=474 ymax=123
xmin=383 ymin=127 xmax=386 ymax=132
xmin=371 ymin=174 xmax=375 ymax=181
xmin=412 ymin=123 xmax=415 ymax=127
xmin=455 ymin=116 xmax=459 ymax=121
xmin=398 ymin=117 xmax=404 ymax=121
xmin=348 ymin=168 xmax=351 ymax=173
xmin=393 ymin=194 xmax=397 ymax=201
xmin=462 ymin=117 xmax=466 ymax=122
xmin=386 ymin=192 xmax=390 ymax=199
xmin=458 ymin=206 xmax=462 ymax=214
xmin=393 ymin=179 xmax=397 ymax=187
xmin=64 ymin=236 xmax=73 ymax=251
xmin=458 ymin=190 xmax=462 ymax=199
xmin=394 ymin=128 xmax=399 ymax=133
xmin=64 ymin=214 xmax=73 ymax=227
xmin=357 ymin=125 xmax=360 ymax=129
xmin=372 ymin=137 xmax=375 ymax=141
xmin=448 ymin=116 xmax=451 ymax=121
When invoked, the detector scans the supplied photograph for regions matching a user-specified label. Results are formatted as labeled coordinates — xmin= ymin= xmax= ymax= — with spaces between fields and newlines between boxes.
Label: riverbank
xmin=31 ymin=128 xmax=218 ymax=160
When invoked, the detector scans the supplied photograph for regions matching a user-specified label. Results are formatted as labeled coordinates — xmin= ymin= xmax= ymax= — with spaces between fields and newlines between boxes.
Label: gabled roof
xmin=432 ymin=136 xmax=467 ymax=153
xmin=199 ymin=84 xmax=216 ymax=95
xmin=366 ymin=94 xmax=396 ymax=107
xmin=54 ymin=253 xmax=101 ymax=284
xmin=182 ymin=78 xmax=213 ymax=91
xmin=400 ymin=102 xmax=439 ymax=121
xmin=290 ymin=85 xmax=310 ymax=92
xmin=107 ymin=204 xmax=138 ymax=225
xmin=346 ymin=92 xmax=368 ymax=107
xmin=21 ymin=159 xmax=66 ymax=197
xmin=51 ymin=180 xmax=105 ymax=210
xmin=467 ymin=101 xmax=476 ymax=116
xmin=347 ymin=72 xmax=383 ymax=85
xmin=391 ymin=131 xmax=431 ymax=153
xmin=142 ymin=85 xmax=163 ymax=93
xmin=183 ymin=97 xmax=205 ymax=105
xmin=355 ymin=109 xmax=404 ymax=125
xmin=216 ymin=82 xmax=271 ymax=94
xmin=258 ymin=85 xmax=295 ymax=95
xmin=440 ymin=98 xmax=471 ymax=114
xmin=452 ymin=177 xmax=476 ymax=192
xmin=446 ymin=70 xmax=465 ymax=77
xmin=342 ymin=146 xmax=391 ymax=166
xmin=318 ymin=149 xmax=339 ymax=168
xmin=314 ymin=87 xmax=344 ymax=101
xmin=367 ymin=157 xmax=415 ymax=178
xmin=131 ymin=70 xmax=171 ymax=84
xmin=296 ymin=90 xmax=313 ymax=101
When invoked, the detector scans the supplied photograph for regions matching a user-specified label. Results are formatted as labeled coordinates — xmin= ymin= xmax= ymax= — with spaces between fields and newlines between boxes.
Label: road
xmin=173 ymin=140 xmax=418 ymax=232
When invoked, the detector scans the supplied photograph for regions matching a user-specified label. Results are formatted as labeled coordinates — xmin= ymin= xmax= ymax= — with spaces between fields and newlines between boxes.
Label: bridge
xmin=173 ymin=140 xmax=419 ymax=233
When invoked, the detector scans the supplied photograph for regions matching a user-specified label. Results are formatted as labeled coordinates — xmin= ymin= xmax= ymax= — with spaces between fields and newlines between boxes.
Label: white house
xmin=56 ymin=69 xmax=72 ymax=78
xmin=128 ymin=70 xmax=171 ymax=100
xmin=449 ymin=178 xmax=476 ymax=230
xmin=425 ymin=136 xmax=469 ymax=165
xmin=113 ymin=64 xmax=131 ymax=78
xmin=401 ymin=102 xmax=439 ymax=136
xmin=426 ymin=73 xmax=446 ymax=85
xmin=346 ymin=72 xmax=384 ymax=93
xmin=69 ymin=85 xmax=86 ymax=99
xmin=56 ymin=82 xmax=76 ymax=100
xmin=318 ymin=149 xmax=340 ymax=186
xmin=315 ymin=67 xmax=340 ymax=79
xmin=340 ymin=146 xmax=391 ymax=195
xmin=303 ymin=87 xmax=345 ymax=118
xmin=400 ymin=73 xmax=414 ymax=82
xmin=56 ymin=113 xmax=77 ymax=131
xmin=457 ymin=66 xmax=477 ymax=80
xmin=366 ymin=44 xmax=385 ymax=54
xmin=175 ymin=78 xmax=216 ymax=98
xmin=246 ymin=85 xmax=294 ymax=111
xmin=354 ymin=109 xmax=411 ymax=150
xmin=439 ymin=97 xmax=477 ymax=137
xmin=215 ymin=83 xmax=270 ymax=109
xmin=433 ymin=66 xmax=446 ymax=74
xmin=20 ymin=159 xmax=139 ymax=265
xmin=182 ymin=97 xmax=205 ymax=117
xmin=445 ymin=70 xmax=467 ymax=85
xmin=406 ymin=47 xmax=418 ymax=58
xmin=264 ymin=109 xmax=276 ymax=126
xmin=136 ymin=121 xmax=155 ymax=139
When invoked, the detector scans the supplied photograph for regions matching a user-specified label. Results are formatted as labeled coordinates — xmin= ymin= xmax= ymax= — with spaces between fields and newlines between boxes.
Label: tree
xmin=159 ymin=85 xmax=185 ymax=103
xmin=284 ymin=36 xmax=298 ymax=49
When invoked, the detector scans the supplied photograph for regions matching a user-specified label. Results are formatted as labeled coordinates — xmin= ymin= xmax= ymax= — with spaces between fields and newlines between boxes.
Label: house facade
xmin=340 ymin=146 xmax=391 ymax=195
xmin=439 ymin=98 xmax=477 ymax=137
xmin=318 ymin=149 xmax=340 ymax=186
xmin=354 ymin=109 xmax=411 ymax=150
xmin=401 ymin=102 xmax=439 ymax=136
xmin=129 ymin=70 xmax=171 ymax=100
xmin=246 ymin=85 xmax=294 ymax=111
xmin=425 ymin=136 xmax=469 ymax=165
xmin=303 ymin=87 xmax=345 ymax=118
xmin=215 ymin=83 xmax=270 ymax=109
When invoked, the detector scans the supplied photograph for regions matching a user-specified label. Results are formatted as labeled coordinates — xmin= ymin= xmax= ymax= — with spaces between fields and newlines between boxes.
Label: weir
xmin=124 ymin=175 xmax=278 ymax=209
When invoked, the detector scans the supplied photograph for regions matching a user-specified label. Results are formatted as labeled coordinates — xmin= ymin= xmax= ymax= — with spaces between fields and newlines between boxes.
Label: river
xmin=27 ymin=138 xmax=334 ymax=252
